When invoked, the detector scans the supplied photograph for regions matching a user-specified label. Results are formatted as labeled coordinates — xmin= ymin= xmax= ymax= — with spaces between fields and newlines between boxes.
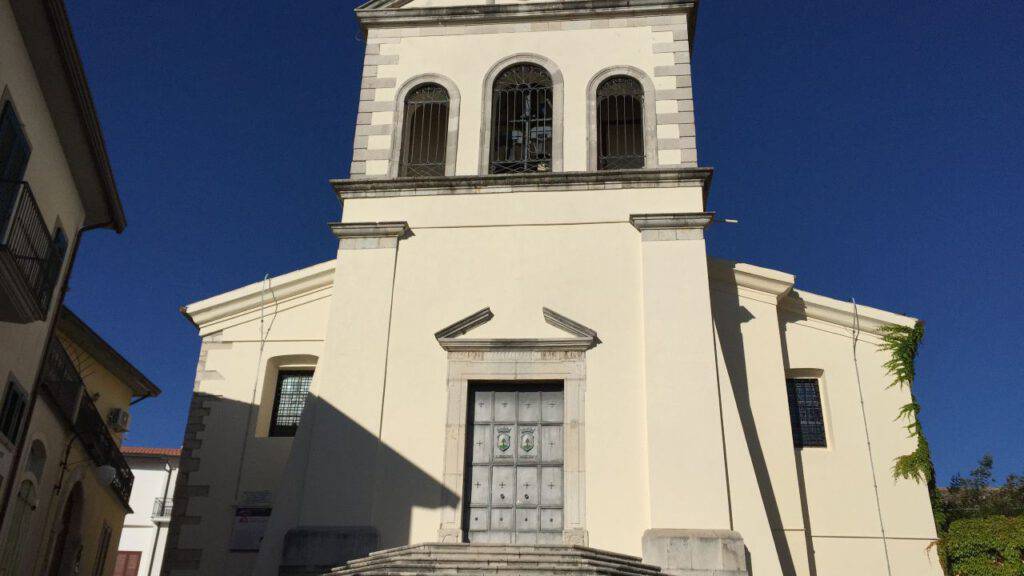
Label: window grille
xmin=270 ymin=370 xmax=313 ymax=437
xmin=596 ymin=76 xmax=645 ymax=170
xmin=489 ymin=63 xmax=553 ymax=174
xmin=398 ymin=83 xmax=450 ymax=177
xmin=786 ymin=378 xmax=827 ymax=448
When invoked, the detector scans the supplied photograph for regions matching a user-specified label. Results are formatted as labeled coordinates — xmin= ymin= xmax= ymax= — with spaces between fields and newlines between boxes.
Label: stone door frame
xmin=435 ymin=308 xmax=598 ymax=546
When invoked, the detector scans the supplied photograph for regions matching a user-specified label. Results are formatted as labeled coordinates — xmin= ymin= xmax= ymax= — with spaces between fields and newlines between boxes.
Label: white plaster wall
xmin=780 ymin=311 xmax=941 ymax=575
xmin=167 ymin=289 xmax=330 ymax=576
xmin=119 ymin=457 xmax=178 ymax=576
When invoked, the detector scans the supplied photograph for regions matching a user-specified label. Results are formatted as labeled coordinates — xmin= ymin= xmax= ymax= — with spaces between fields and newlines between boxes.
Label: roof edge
xmin=183 ymin=259 xmax=336 ymax=330
xmin=57 ymin=306 xmax=160 ymax=397
xmin=708 ymin=257 xmax=917 ymax=334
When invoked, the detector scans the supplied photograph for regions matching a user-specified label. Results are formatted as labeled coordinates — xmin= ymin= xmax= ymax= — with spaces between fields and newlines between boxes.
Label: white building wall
xmin=119 ymin=455 xmax=179 ymax=576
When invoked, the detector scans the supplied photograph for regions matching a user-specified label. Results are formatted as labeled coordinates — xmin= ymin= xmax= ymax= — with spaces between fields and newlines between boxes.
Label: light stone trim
xmin=329 ymin=221 xmax=411 ymax=249
xmin=585 ymin=66 xmax=659 ymax=171
xmin=437 ymin=346 xmax=590 ymax=546
xmin=479 ymin=53 xmax=565 ymax=175
xmin=388 ymin=73 xmax=461 ymax=178
xmin=434 ymin=307 xmax=494 ymax=339
xmin=332 ymin=166 xmax=713 ymax=200
xmin=630 ymin=212 xmax=713 ymax=241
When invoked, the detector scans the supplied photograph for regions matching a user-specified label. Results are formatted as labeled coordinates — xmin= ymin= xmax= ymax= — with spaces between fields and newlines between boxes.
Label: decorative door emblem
xmin=521 ymin=430 xmax=535 ymax=453
xmin=497 ymin=429 xmax=511 ymax=452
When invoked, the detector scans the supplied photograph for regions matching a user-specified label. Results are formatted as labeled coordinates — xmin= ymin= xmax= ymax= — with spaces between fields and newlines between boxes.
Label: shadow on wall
xmin=711 ymin=269 xmax=801 ymax=576
xmin=164 ymin=392 xmax=458 ymax=576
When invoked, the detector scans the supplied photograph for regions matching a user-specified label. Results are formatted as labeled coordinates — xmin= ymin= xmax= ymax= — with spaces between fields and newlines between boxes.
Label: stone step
xmin=326 ymin=544 xmax=663 ymax=576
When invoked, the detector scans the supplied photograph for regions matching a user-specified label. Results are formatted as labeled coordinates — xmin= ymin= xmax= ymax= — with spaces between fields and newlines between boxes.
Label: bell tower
xmin=252 ymin=1 xmax=764 ymax=575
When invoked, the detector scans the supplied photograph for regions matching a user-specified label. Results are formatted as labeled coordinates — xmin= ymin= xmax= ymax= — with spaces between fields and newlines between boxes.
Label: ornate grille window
xmin=489 ymin=63 xmax=553 ymax=174
xmin=398 ymin=83 xmax=450 ymax=177
xmin=270 ymin=370 xmax=313 ymax=437
xmin=596 ymin=76 xmax=645 ymax=170
xmin=786 ymin=378 xmax=827 ymax=448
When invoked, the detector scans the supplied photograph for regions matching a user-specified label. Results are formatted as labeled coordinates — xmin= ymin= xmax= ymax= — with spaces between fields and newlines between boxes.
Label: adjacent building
xmin=0 ymin=307 xmax=159 ymax=576
xmin=1 ymin=0 xmax=125 ymax=518
xmin=117 ymin=447 xmax=181 ymax=576
xmin=1 ymin=1 xmax=160 ymax=575
xmin=169 ymin=1 xmax=942 ymax=575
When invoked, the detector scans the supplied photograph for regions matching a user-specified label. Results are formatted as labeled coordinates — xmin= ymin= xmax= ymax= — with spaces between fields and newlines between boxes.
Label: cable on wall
xmin=851 ymin=298 xmax=894 ymax=576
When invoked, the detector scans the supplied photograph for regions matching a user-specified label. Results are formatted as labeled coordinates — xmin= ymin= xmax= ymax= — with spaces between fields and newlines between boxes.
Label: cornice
xmin=332 ymin=167 xmax=713 ymax=202
xmin=434 ymin=307 xmax=494 ymax=339
xmin=630 ymin=212 xmax=714 ymax=231
xmin=781 ymin=289 xmax=917 ymax=336
xmin=329 ymin=221 xmax=411 ymax=239
xmin=437 ymin=337 xmax=596 ymax=352
xmin=708 ymin=258 xmax=795 ymax=302
xmin=356 ymin=0 xmax=696 ymax=29
xmin=183 ymin=260 xmax=336 ymax=330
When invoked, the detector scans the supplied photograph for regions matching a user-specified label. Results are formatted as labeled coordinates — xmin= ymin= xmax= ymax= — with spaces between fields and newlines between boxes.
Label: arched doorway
xmin=48 ymin=482 xmax=84 ymax=576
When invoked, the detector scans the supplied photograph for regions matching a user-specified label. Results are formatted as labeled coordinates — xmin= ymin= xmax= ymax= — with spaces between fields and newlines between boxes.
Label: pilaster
xmin=252 ymin=221 xmax=410 ymax=576
xmin=632 ymin=212 xmax=732 ymax=530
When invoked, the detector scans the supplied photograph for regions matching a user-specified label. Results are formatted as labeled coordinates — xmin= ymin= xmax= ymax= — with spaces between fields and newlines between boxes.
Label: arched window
xmin=398 ymin=83 xmax=450 ymax=177
xmin=596 ymin=76 xmax=646 ymax=170
xmin=489 ymin=63 xmax=553 ymax=174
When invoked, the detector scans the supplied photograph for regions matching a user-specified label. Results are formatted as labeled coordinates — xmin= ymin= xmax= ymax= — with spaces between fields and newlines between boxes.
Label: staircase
xmin=324 ymin=543 xmax=665 ymax=576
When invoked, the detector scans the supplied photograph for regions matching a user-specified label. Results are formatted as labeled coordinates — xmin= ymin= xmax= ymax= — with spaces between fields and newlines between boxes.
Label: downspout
xmin=145 ymin=459 xmax=173 ymax=576
xmin=0 ymin=227 xmax=85 ymax=528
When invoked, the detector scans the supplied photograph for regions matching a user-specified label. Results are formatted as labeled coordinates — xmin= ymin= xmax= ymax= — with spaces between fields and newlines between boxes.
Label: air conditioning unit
xmin=108 ymin=408 xmax=131 ymax=432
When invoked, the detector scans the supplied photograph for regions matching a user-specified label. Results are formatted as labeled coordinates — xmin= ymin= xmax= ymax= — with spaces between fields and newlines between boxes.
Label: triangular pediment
xmin=434 ymin=307 xmax=600 ymax=351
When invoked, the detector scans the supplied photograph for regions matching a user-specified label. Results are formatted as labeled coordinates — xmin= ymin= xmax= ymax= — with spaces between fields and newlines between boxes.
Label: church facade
xmin=165 ymin=1 xmax=941 ymax=575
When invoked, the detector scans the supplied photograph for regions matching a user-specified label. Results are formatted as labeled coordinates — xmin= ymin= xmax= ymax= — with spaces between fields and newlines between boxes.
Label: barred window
xmin=597 ymin=76 xmax=645 ymax=170
xmin=398 ymin=83 xmax=450 ymax=177
xmin=489 ymin=63 xmax=553 ymax=174
xmin=0 ymin=381 xmax=27 ymax=444
xmin=786 ymin=378 xmax=827 ymax=448
xmin=270 ymin=371 xmax=313 ymax=437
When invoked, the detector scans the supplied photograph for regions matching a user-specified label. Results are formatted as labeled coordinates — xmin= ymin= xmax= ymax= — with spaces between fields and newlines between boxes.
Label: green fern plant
xmin=878 ymin=322 xmax=934 ymax=483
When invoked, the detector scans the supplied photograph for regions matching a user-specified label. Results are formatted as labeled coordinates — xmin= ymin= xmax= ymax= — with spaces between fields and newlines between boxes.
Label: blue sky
xmin=63 ymin=0 xmax=1023 ymax=485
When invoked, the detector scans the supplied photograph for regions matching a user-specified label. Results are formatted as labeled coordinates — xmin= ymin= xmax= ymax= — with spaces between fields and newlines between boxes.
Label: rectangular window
xmin=786 ymin=378 xmax=827 ymax=448
xmin=270 ymin=370 xmax=313 ymax=437
xmin=0 ymin=381 xmax=27 ymax=444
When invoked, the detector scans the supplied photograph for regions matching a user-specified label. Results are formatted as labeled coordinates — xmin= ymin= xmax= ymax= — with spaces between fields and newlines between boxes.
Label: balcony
xmin=152 ymin=497 xmax=173 ymax=518
xmin=39 ymin=337 xmax=135 ymax=507
xmin=0 ymin=180 xmax=63 ymax=323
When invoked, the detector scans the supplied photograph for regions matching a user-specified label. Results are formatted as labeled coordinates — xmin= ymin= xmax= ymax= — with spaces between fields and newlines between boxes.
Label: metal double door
xmin=465 ymin=384 xmax=564 ymax=544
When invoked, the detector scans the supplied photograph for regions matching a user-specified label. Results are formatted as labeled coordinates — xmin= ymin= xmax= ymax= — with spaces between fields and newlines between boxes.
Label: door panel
xmin=466 ymin=384 xmax=564 ymax=543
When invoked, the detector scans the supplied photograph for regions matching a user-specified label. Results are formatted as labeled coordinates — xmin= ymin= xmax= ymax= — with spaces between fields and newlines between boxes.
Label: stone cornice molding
xmin=543 ymin=307 xmax=601 ymax=343
xmin=781 ymin=290 xmax=917 ymax=336
xmin=708 ymin=258 xmax=795 ymax=303
xmin=356 ymin=0 xmax=696 ymax=30
xmin=182 ymin=260 xmax=336 ymax=331
xmin=630 ymin=212 xmax=713 ymax=240
xmin=436 ymin=337 xmax=596 ymax=352
xmin=434 ymin=307 xmax=494 ymax=339
xmin=332 ymin=167 xmax=713 ymax=201
xmin=329 ymin=221 xmax=411 ymax=239
xmin=630 ymin=212 xmax=714 ymax=231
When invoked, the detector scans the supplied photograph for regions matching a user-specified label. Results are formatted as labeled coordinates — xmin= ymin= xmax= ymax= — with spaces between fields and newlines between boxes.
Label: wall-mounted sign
xmin=228 ymin=507 xmax=272 ymax=551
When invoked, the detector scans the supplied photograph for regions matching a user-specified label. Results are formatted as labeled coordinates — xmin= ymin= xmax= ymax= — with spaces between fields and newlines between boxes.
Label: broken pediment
xmin=434 ymin=306 xmax=600 ymax=351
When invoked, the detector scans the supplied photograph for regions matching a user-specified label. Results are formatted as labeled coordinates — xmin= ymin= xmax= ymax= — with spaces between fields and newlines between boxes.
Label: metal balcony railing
xmin=0 ymin=180 xmax=63 ymax=321
xmin=153 ymin=497 xmax=173 ymax=518
xmin=38 ymin=337 xmax=135 ymax=508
